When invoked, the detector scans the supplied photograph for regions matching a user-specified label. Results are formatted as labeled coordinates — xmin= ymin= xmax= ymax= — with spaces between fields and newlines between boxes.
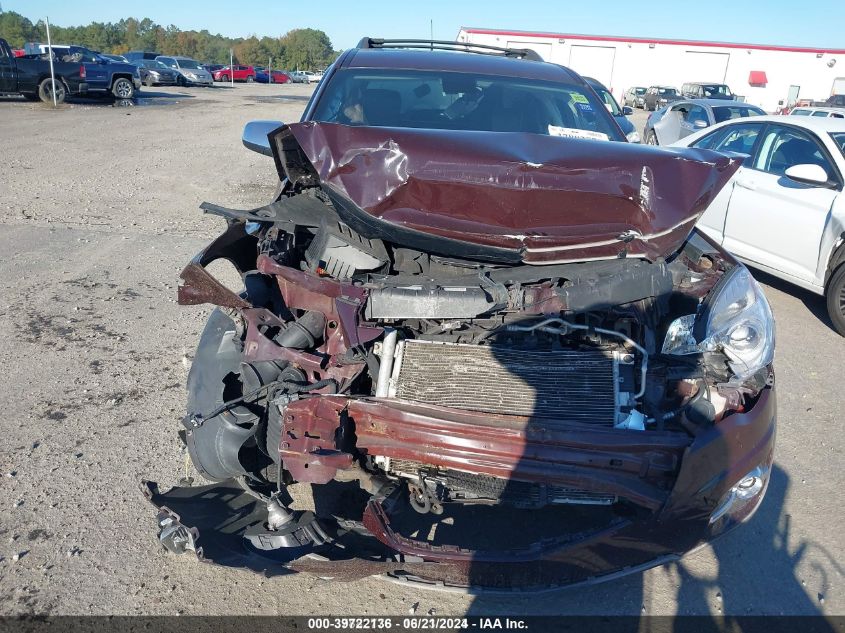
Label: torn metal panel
xmin=280 ymin=397 xmax=354 ymax=483
xmin=177 ymin=221 xmax=257 ymax=308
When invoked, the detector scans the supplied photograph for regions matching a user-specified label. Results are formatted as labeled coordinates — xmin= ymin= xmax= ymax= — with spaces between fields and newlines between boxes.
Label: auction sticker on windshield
xmin=548 ymin=125 xmax=610 ymax=141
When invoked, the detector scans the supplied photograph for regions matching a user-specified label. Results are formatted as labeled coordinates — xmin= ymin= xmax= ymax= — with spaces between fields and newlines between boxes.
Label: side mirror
xmin=622 ymin=106 xmax=633 ymax=115
xmin=693 ymin=119 xmax=708 ymax=129
xmin=785 ymin=163 xmax=829 ymax=186
xmin=242 ymin=120 xmax=283 ymax=156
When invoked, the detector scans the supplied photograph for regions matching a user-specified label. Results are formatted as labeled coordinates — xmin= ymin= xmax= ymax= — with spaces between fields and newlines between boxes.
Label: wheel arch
xmin=110 ymin=73 xmax=134 ymax=88
xmin=824 ymin=231 xmax=845 ymax=288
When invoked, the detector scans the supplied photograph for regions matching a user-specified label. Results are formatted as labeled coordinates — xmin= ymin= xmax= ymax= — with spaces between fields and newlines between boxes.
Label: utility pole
xmin=46 ymin=16 xmax=57 ymax=107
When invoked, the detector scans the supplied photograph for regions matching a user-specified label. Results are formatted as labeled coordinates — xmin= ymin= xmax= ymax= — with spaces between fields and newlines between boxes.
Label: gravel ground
xmin=0 ymin=84 xmax=841 ymax=617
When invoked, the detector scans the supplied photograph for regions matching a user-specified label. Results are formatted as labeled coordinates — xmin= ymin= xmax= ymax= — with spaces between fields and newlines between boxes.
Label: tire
xmin=38 ymin=78 xmax=66 ymax=104
xmin=144 ymin=76 xmax=155 ymax=88
xmin=246 ymin=75 xmax=254 ymax=83
xmin=111 ymin=77 xmax=135 ymax=99
xmin=825 ymin=264 xmax=845 ymax=335
xmin=645 ymin=131 xmax=659 ymax=146
xmin=220 ymin=74 xmax=229 ymax=82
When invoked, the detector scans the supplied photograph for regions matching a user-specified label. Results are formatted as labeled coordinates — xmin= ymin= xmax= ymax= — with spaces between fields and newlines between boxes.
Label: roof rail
xmin=355 ymin=38 xmax=544 ymax=62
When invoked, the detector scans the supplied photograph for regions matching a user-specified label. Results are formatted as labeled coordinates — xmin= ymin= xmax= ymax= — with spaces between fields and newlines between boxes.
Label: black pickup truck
xmin=0 ymin=38 xmax=142 ymax=103
xmin=0 ymin=38 xmax=88 ymax=103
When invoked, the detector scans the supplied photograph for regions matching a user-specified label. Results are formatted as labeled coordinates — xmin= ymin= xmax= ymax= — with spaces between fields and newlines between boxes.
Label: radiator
xmin=391 ymin=340 xmax=617 ymax=424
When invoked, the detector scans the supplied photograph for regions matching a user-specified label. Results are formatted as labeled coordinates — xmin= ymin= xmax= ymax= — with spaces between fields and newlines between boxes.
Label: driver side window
xmin=753 ymin=126 xmax=834 ymax=178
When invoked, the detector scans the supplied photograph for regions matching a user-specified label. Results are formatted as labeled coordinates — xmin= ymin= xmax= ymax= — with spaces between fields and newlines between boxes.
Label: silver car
xmin=624 ymin=86 xmax=647 ymax=109
xmin=643 ymin=99 xmax=766 ymax=145
xmin=288 ymin=71 xmax=309 ymax=84
xmin=156 ymin=55 xmax=214 ymax=86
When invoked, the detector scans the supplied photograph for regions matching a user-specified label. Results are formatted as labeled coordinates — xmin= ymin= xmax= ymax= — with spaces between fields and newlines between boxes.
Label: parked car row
xmin=625 ymin=82 xmax=735 ymax=111
xmin=123 ymin=50 xmax=321 ymax=87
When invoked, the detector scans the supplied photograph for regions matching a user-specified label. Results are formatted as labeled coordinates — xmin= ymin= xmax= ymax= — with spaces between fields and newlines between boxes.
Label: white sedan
xmin=671 ymin=116 xmax=845 ymax=334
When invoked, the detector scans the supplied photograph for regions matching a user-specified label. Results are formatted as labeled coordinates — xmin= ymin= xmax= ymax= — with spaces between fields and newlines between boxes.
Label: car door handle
xmin=735 ymin=179 xmax=756 ymax=191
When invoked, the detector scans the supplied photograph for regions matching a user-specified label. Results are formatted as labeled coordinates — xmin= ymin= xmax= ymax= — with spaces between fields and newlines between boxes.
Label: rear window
xmin=312 ymin=68 xmax=624 ymax=140
xmin=712 ymin=105 xmax=765 ymax=123
xmin=700 ymin=84 xmax=731 ymax=97
xmin=791 ymin=109 xmax=811 ymax=116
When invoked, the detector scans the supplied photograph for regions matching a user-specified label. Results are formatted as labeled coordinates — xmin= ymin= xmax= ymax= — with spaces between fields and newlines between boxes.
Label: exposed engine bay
xmin=154 ymin=122 xmax=775 ymax=589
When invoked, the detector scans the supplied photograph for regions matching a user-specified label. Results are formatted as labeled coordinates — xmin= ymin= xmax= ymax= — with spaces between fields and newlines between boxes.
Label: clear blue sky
xmin=5 ymin=0 xmax=845 ymax=50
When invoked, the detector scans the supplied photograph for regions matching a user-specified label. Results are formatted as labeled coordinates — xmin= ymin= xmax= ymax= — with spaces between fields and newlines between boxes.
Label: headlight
xmin=662 ymin=265 xmax=775 ymax=380
xmin=626 ymin=130 xmax=640 ymax=143
xmin=709 ymin=464 xmax=770 ymax=524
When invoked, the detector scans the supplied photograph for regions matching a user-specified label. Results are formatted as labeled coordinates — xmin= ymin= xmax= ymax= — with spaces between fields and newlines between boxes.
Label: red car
xmin=256 ymin=69 xmax=291 ymax=84
xmin=212 ymin=65 xmax=255 ymax=82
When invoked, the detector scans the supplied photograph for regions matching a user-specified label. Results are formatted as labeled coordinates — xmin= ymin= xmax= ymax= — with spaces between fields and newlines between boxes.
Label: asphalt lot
xmin=0 ymin=83 xmax=842 ymax=617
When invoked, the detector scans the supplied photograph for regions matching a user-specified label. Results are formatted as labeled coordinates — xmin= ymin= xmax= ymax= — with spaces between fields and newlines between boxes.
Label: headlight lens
xmin=626 ymin=130 xmax=640 ymax=143
xmin=662 ymin=265 xmax=775 ymax=379
xmin=709 ymin=464 xmax=770 ymax=524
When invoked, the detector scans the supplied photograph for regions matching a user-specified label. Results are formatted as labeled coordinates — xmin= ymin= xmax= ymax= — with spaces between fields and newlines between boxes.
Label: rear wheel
xmin=825 ymin=265 xmax=845 ymax=336
xmin=38 ymin=78 xmax=66 ymax=104
xmin=112 ymin=77 xmax=135 ymax=99
xmin=646 ymin=131 xmax=658 ymax=146
xmin=246 ymin=75 xmax=254 ymax=83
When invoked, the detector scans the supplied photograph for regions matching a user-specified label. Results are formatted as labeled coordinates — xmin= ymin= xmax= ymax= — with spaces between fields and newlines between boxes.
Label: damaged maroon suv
xmin=145 ymin=39 xmax=776 ymax=591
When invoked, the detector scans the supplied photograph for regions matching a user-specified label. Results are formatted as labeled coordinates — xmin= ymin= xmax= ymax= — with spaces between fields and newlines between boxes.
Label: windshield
xmin=635 ymin=87 xmax=646 ymax=95
xmin=177 ymin=59 xmax=202 ymax=69
xmin=142 ymin=60 xmax=169 ymax=69
xmin=702 ymin=84 xmax=731 ymax=97
xmin=712 ymin=105 xmax=765 ymax=123
xmin=312 ymin=68 xmax=623 ymax=140
xmin=658 ymin=87 xmax=678 ymax=96
xmin=830 ymin=133 xmax=845 ymax=158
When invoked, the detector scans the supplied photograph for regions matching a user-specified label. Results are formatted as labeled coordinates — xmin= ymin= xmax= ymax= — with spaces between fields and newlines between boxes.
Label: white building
xmin=457 ymin=27 xmax=845 ymax=113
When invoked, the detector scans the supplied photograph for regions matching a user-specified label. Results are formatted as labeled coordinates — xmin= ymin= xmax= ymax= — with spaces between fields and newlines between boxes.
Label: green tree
xmin=280 ymin=28 xmax=334 ymax=70
xmin=0 ymin=12 xmax=336 ymax=65
xmin=0 ymin=11 xmax=36 ymax=47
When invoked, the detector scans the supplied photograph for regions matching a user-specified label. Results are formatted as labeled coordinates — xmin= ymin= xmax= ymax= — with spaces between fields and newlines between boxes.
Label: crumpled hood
xmin=272 ymin=122 xmax=740 ymax=264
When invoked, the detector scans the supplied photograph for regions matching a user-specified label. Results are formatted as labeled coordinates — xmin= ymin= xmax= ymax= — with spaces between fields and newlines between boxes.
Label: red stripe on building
xmin=461 ymin=27 xmax=845 ymax=56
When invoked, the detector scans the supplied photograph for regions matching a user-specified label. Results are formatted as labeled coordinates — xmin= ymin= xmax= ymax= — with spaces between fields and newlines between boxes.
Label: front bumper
xmin=145 ymin=383 xmax=775 ymax=591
